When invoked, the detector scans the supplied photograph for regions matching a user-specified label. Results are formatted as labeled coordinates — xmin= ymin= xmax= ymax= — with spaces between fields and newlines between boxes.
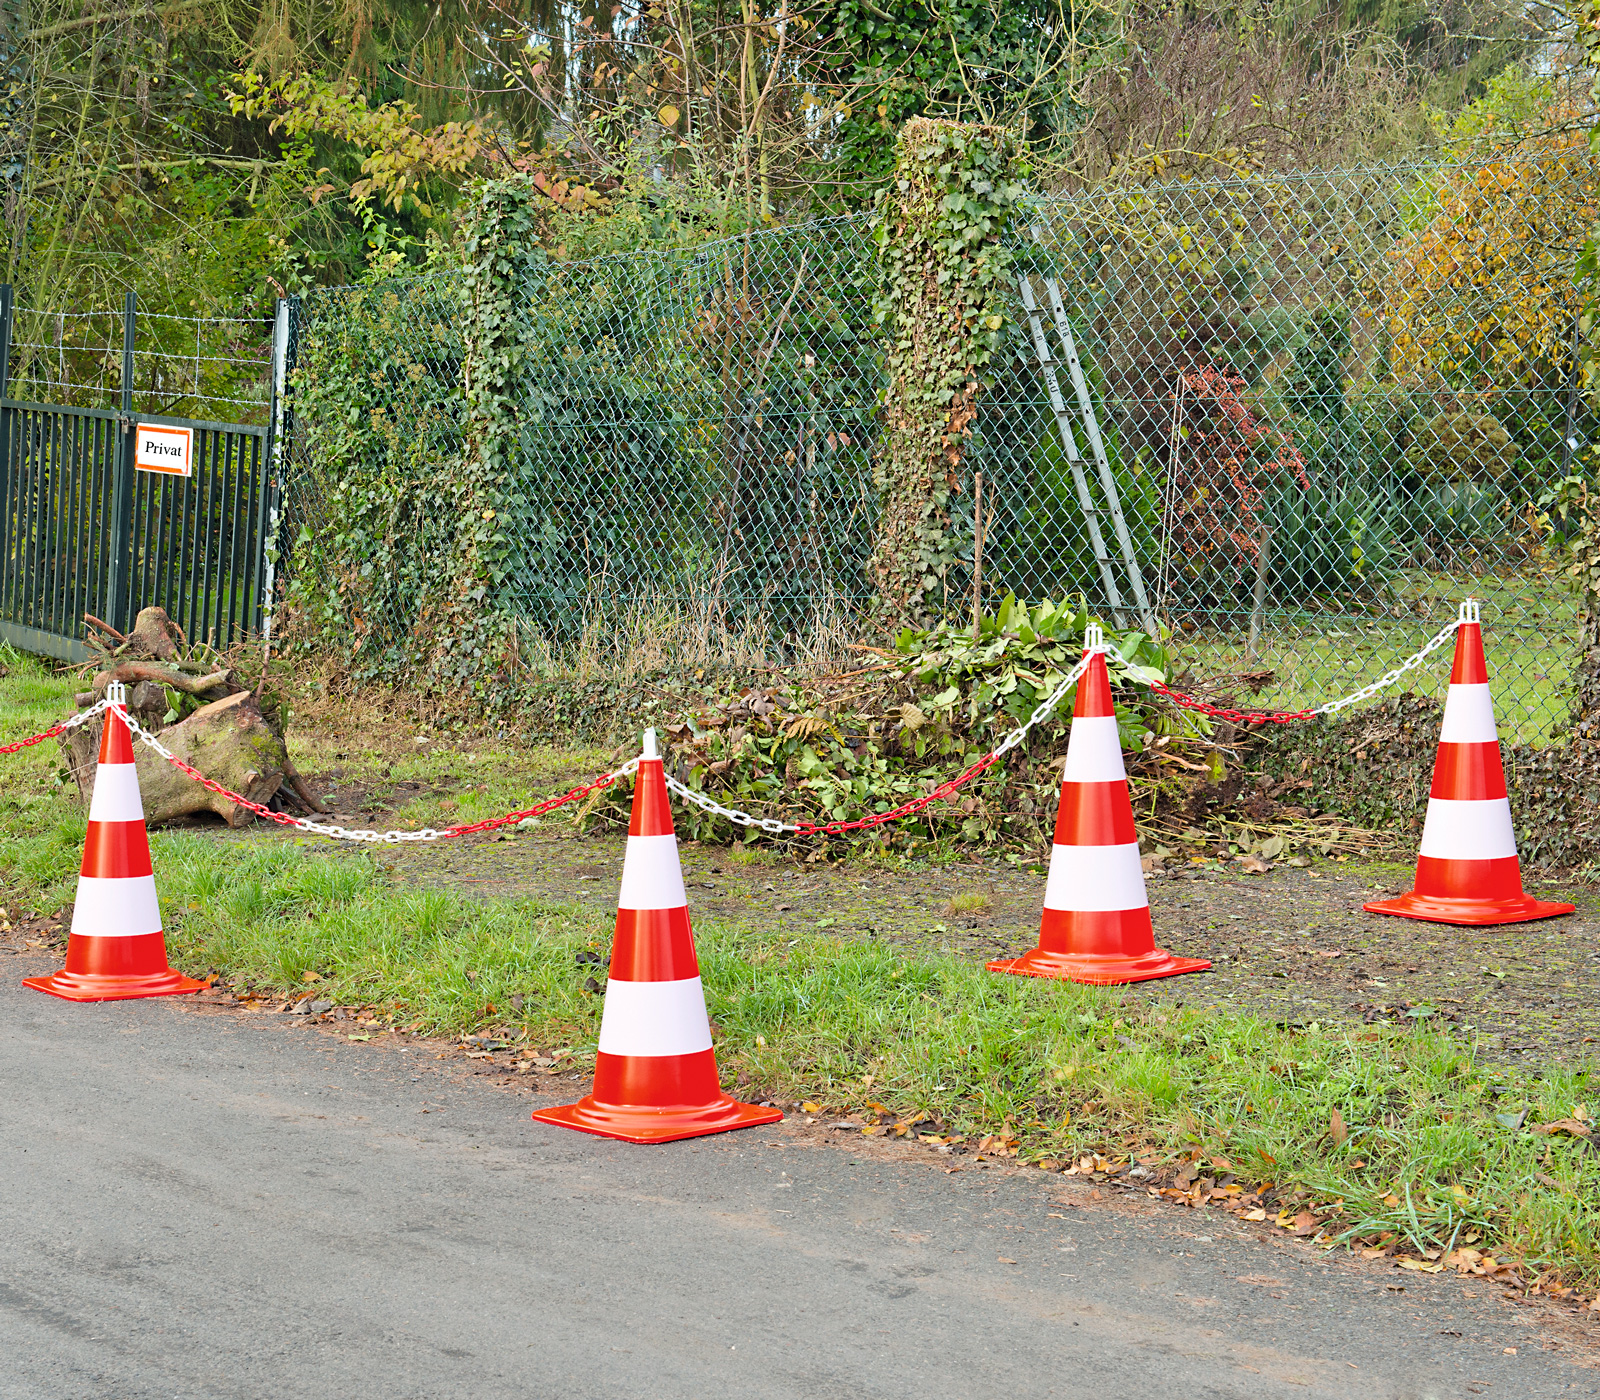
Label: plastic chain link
xmin=1148 ymin=605 xmax=1469 ymax=726
xmin=663 ymin=645 xmax=1099 ymax=837
xmin=27 ymin=606 xmax=1472 ymax=843
xmin=113 ymin=700 xmax=642 ymax=843
xmin=0 ymin=696 xmax=110 ymax=755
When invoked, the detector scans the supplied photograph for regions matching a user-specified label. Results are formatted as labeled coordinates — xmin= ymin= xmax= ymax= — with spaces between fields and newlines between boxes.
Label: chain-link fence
xmin=287 ymin=148 xmax=1594 ymax=742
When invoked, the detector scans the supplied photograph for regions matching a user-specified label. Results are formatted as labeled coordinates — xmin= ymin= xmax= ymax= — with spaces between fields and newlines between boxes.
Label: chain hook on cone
xmin=1365 ymin=600 xmax=1573 ymax=926
xmin=23 ymin=683 xmax=205 ymax=1002
xmin=532 ymin=730 xmax=783 ymax=1144
xmin=989 ymin=638 xmax=1211 ymax=985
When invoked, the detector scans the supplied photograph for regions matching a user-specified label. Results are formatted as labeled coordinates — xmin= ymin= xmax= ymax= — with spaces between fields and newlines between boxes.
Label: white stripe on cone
xmin=71 ymin=874 xmax=162 ymax=938
xmin=616 ymin=833 xmax=688 ymax=910
xmin=1438 ymin=685 xmax=1499 ymax=744
xmin=1061 ymin=716 xmax=1126 ymax=783
xmin=596 ymin=976 xmax=714 ymax=1057
xmin=87 ymin=763 xmax=145 ymax=824
xmin=1418 ymin=798 xmax=1518 ymax=862
xmin=1043 ymin=841 xmax=1147 ymax=913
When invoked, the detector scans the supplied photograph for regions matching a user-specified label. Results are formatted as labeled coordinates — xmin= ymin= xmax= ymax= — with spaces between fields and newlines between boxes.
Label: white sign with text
xmin=134 ymin=423 xmax=193 ymax=477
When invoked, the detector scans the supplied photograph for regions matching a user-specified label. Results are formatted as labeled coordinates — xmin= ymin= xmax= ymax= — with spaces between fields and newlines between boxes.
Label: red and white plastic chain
xmin=0 ymin=696 xmax=110 ymax=756
xmin=112 ymin=698 xmax=642 ymax=843
xmin=14 ymin=605 xmax=1469 ymax=839
xmin=662 ymin=645 xmax=1099 ymax=836
xmin=1147 ymin=607 xmax=1468 ymax=726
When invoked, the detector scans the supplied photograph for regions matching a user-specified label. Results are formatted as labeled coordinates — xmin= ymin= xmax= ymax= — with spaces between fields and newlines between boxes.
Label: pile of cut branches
xmin=590 ymin=596 xmax=1262 ymax=853
xmin=62 ymin=607 xmax=324 ymax=826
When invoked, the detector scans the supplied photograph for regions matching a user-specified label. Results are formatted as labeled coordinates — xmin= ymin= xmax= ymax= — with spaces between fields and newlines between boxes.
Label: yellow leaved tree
xmin=1385 ymin=92 xmax=1600 ymax=392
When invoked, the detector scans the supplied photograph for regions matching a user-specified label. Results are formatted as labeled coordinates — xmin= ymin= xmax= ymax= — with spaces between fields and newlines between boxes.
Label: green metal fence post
xmin=0 ymin=283 xmax=12 ymax=609
xmin=107 ymin=290 xmax=137 ymax=632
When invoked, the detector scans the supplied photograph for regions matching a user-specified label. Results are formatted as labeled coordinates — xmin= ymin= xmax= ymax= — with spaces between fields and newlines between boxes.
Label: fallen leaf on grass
xmin=1329 ymin=1108 xmax=1347 ymax=1147
xmin=1243 ymin=1208 xmax=1267 ymax=1222
xmin=1533 ymin=1119 xmax=1591 ymax=1138
xmin=800 ymin=1101 xmax=822 ymax=1114
xmin=1290 ymin=1212 xmax=1319 ymax=1236
xmin=346 ymin=1033 xmax=370 ymax=1042
xmin=1397 ymin=1259 xmax=1444 ymax=1273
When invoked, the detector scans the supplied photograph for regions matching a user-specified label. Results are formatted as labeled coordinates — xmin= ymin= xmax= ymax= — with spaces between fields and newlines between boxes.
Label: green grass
xmin=0 ymin=645 xmax=87 ymax=922
xmin=4 ymin=642 xmax=1599 ymax=1293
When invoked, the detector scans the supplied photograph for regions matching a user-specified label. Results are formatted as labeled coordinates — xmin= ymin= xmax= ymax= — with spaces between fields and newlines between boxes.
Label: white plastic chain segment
xmin=104 ymin=679 xmax=126 ymax=706
xmin=58 ymin=697 xmax=110 ymax=733
xmin=1459 ymin=597 xmax=1481 ymax=625
xmin=1309 ymin=611 xmax=1466 ymax=717
xmin=1084 ymin=623 xmax=1106 ymax=653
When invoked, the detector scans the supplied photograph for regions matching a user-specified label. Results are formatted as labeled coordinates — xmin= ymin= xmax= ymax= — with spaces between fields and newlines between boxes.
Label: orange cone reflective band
xmin=23 ymin=689 xmax=205 ymax=1002
xmin=989 ymin=634 xmax=1210 ymax=985
xmin=532 ymin=731 xmax=782 ymax=1144
xmin=1365 ymin=602 xmax=1573 ymax=927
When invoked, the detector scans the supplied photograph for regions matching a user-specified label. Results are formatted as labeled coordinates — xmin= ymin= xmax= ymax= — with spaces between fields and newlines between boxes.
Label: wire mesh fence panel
xmin=971 ymin=151 xmax=1596 ymax=744
xmin=499 ymin=218 xmax=882 ymax=642
xmin=283 ymin=152 xmax=1592 ymax=741
xmin=284 ymin=273 xmax=472 ymax=670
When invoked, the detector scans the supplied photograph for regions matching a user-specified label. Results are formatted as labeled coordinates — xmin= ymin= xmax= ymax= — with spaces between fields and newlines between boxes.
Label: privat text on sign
xmin=134 ymin=424 xmax=193 ymax=478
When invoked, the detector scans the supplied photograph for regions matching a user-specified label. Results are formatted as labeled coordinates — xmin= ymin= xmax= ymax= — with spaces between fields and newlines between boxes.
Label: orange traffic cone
xmin=1365 ymin=601 xmax=1573 ymax=926
xmin=532 ymin=731 xmax=783 ymax=1144
xmin=23 ymin=684 xmax=205 ymax=1002
xmin=989 ymin=629 xmax=1210 ymax=985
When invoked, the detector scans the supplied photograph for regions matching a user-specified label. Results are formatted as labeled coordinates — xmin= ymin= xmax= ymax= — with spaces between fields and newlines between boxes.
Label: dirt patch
xmin=306 ymin=818 xmax=1600 ymax=1068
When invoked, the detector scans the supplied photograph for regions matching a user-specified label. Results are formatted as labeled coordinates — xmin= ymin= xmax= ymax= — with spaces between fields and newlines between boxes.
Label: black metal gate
xmin=0 ymin=287 xmax=284 ymax=661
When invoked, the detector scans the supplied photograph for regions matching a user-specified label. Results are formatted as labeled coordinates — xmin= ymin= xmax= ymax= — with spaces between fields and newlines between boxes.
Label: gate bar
xmin=106 ymin=291 xmax=137 ymax=633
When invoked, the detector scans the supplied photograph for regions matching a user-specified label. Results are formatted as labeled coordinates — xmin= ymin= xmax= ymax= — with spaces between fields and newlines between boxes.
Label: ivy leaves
xmin=869 ymin=117 xmax=1023 ymax=624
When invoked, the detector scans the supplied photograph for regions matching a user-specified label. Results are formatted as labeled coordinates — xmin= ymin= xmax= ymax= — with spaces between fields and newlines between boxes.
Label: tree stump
xmin=63 ymin=693 xmax=289 ymax=827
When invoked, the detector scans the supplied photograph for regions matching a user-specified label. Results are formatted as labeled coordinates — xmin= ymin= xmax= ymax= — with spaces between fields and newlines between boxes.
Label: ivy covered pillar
xmin=869 ymin=117 xmax=1023 ymax=627
xmin=422 ymin=174 xmax=544 ymax=686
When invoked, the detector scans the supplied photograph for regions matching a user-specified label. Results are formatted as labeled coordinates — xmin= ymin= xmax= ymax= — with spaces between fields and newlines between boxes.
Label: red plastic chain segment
xmin=1147 ymin=681 xmax=1313 ymax=727
xmin=439 ymin=773 xmax=622 ymax=836
xmin=148 ymin=740 xmax=624 ymax=839
xmin=792 ymin=752 xmax=1001 ymax=836
xmin=1 ymin=723 xmax=70 ymax=756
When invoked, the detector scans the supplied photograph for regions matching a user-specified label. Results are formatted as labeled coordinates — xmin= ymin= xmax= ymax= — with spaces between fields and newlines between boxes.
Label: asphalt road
xmin=2 ymin=958 xmax=1594 ymax=1400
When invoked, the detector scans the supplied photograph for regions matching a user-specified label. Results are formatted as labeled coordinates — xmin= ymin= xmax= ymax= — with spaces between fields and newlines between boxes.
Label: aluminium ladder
xmin=1017 ymin=266 xmax=1157 ymax=637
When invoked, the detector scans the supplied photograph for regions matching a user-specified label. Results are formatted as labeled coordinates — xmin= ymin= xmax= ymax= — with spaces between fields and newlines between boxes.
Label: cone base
xmin=532 ymin=1094 xmax=783 ymax=1145
xmin=987 ymin=946 xmax=1211 ymax=986
xmin=22 ymin=967 xmax=206 ymax=1002
xmin=1363 ymin=892 xmax=1575 ymax=927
